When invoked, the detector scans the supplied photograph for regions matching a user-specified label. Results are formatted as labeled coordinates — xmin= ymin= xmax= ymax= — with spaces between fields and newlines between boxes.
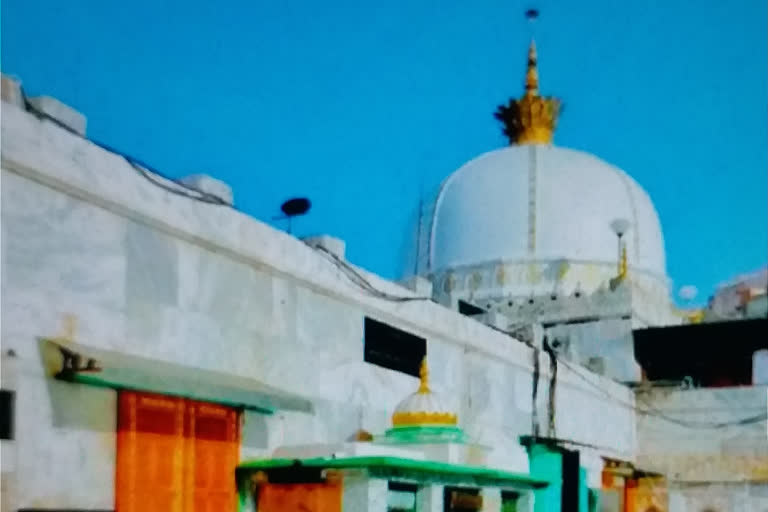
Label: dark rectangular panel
xmin=388 ymin=481 xmax=418 ymax=493
xmin=633 ymin=318 xmax=768 ymax=386
xmin=444 ymin=486 xmax=481 ymax=512
xmin=0 ymin=389 xmax=14 ymax=440
xmin=458 ymin=300 xmax=485 ymax=316
xmin=501 ymin=490 xmax=521 ymax=512
xmin=561 ymin=449 xmax=580 ymax=512
xmin=364 ymin=317 xmax=426 ymax=377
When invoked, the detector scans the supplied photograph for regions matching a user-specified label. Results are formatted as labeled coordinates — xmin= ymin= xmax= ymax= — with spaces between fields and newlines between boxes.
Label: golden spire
xmin=525 ymin=40 xmax=539 ymax=96
xmin=494 ymin=39 xmax=561 ymax=145
xmin=417 ymin=357 xmax=430 ymax=394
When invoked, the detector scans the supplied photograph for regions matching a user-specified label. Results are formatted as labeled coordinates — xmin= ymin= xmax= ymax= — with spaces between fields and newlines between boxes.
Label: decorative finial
xmin=618 ymin=245 xmax=628 ymax=280
xmin=494 ymin=9 xmax=561 ymax=145
xmin=418 ymin=357 xmax=430 ymax=394
xmin=525 ymin=40 xmax=539 ymax=96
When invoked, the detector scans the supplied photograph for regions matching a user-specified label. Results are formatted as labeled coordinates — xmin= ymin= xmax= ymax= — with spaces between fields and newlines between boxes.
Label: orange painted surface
xmin=116 ymin=391 xmax=240 ymax=512
xmin=258 ymin=483 xmax=342 ymax=512
xmin=625 ymin=477 xmax=667 ymax=512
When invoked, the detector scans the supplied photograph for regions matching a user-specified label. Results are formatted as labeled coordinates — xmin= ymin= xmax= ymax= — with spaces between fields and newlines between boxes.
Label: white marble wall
xmin=637 ymin=387 xmax=768 ymax=481
xmin=637 ymin=387 xmax=768 ymax=512
xmin=1 ymin=101 xmax=636 ymax=510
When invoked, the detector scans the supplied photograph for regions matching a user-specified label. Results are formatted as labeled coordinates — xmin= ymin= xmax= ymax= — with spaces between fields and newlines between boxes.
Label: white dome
xmin=393 ymin=391 xmax=452 ymax=417
xmin=425 ymin=145 xmax=666 ymax=278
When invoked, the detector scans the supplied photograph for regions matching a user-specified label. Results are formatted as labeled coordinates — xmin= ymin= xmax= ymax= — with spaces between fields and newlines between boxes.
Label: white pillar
xmin=480 ymin=488 xmax=502 ymax=512
xmin=342 ymin=474 xmax=387 ymax=512
xmin=417 ymin=484 xmax=443 ymax=512
xmin=516 ymin=490 xmax=536 ymax=512
xmin=753 ymin=349 xmax=768 ymax=384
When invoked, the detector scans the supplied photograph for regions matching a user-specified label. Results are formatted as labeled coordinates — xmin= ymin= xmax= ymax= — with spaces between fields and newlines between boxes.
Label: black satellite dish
xmin=276 ymin=197 xmax=312 ymax=234
xmin=281 ymin=197 xmax=311 ymax=217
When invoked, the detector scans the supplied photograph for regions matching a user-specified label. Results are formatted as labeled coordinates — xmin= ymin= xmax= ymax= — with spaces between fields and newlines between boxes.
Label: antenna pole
xmin=616 ymin=233 xmax=622 ymax=274
xmin=414 ymin=195 xmax=423 ymax=276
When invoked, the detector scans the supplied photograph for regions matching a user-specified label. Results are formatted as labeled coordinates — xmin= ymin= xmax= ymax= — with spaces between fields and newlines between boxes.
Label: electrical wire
xmin=483 ymin=318 xmax=768 ymax=430
xmin=312 ymin=244 xmax=432 ymax=303
xmin=470 ymin=312 xmax=768 ymax=430
xmin=18 ymin=87 xmax=438 ymax=306
xmin=555 ymin=354 xmax=768 ymax=429
xmin=19 ymin=87 xmax=232 ymax=207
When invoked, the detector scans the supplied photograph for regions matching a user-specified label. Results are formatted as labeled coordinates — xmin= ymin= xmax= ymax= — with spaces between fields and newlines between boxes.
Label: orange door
xmin=258 ymin=483 xmax=342 ymax=512
xmin=116 ymin=391 xmax=240 ymax=512
xmin=186 ymin=402 xmax=240 ymax=512
xmin=116 ymin=392 xmax=186 ymax=512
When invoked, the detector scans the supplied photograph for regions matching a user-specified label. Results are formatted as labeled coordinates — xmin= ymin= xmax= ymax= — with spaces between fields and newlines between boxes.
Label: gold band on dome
xmin=391 ymin=411 xmax=458 ymax=427
xmin=390 ymin=357 xmax=460 ymax=427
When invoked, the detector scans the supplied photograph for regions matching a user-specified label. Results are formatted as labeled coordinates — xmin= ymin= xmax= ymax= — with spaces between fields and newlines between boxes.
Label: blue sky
xmin=2 ymin=0 xmax=766 ymax=304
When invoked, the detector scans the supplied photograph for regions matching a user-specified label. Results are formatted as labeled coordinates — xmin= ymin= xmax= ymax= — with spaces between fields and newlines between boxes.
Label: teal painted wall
xmin=528 ymin=444 xmax=562 ymax=512
xmin=578 ymin=468 xmax=588 ymax=512
xmin=528 ymin=443 xmax=597 ymax=512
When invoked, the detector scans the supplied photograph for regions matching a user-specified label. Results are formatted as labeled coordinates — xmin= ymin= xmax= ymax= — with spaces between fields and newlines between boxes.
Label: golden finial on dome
xmin=418 ymin=357 xmax=430 ymax=394
xmin=494 ymin=11 xmax=561 ymax=145
xmin=390 ymin=356 xmax=458 ymax=427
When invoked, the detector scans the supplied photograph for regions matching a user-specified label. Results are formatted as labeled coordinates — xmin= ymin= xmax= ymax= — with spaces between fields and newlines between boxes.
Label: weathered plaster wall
xmin=668 ymin=482 xmax=768 ymax=512
xmin=546 ymin=317 xmax=639 ymax=382
xmin=1 ymin=101 xmax=636 ymax=510
xmin=636 ymin=386 xmax=768 ymax=511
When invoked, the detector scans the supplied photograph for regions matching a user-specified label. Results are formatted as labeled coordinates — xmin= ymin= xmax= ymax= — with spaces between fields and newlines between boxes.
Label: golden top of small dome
xmin=391 ymin=357 xmax=458 ymax=427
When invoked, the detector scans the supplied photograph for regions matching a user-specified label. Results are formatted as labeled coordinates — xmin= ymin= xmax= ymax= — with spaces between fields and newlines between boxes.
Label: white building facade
xmin=1 ymin=80 xmax=635 ymax=511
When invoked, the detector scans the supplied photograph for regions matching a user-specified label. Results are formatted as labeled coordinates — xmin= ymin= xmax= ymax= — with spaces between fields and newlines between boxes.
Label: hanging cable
xmin=19 ymin=88 xmax=440 ymax=304
xmin=19 ymin=87 xmax=232 ymax=207
xmin=543 ymin=337 xmax=558 ymax=438
xmin=554 ymin=354 xmax=768 ymax=429
xmin=311 ymin=244 xmax=432 ymax=303
xmin=477 ymin=319 xmax=768 ymax=430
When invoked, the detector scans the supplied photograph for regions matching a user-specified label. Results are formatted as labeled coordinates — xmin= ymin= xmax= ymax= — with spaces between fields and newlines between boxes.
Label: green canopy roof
xmin=41 ymin=338 xmax=313 ymax=414
xmin=238 ymin=456 xmax=549 ymax=489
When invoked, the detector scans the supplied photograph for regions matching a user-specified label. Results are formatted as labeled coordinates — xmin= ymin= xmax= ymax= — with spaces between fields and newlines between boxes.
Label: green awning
xmin=237 ymin=456 xmax=549 ymax=489
xmin=41 ymin=338 xmax=313 ymax=415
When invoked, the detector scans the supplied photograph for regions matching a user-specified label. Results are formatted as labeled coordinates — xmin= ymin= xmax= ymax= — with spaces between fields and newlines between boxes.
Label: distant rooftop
xmin=634 ymin=318 xmax=768 ymax=387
